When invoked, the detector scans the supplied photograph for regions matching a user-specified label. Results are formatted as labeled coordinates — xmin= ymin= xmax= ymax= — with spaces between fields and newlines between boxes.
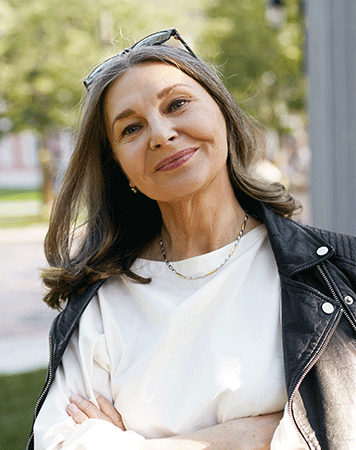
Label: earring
xmin=131 ymin=186 xmax=138 ymax=194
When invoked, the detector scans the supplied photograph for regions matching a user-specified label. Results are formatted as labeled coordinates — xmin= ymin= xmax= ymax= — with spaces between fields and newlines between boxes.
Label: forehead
xmin=104 ymin=62 xmax=205 ymax=108
xmin=113 ymin=61 xmax=194 ymax=88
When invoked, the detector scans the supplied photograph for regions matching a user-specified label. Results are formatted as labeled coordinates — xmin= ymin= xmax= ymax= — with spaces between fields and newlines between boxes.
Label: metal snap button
xmin=345 ymin=295 xmax=354 ymax=305
xmin=322 ymin=302 xmax=334 ymax=314
xmin=316 ymin=246 xmax=329 ymax=256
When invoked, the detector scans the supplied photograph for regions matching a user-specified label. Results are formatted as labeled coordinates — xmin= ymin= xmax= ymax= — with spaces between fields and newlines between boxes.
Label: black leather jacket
xmin=27 ymin=202 xmax=356 ymax=450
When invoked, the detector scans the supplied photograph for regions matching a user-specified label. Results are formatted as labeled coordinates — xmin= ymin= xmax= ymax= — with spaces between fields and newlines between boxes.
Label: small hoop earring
xmin=131 ymin=186 xmax=138 ymax=194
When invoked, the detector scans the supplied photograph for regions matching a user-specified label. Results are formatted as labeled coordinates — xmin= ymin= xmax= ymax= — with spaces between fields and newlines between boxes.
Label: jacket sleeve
xmin=33 ymin=295 xmax=145 ymax=450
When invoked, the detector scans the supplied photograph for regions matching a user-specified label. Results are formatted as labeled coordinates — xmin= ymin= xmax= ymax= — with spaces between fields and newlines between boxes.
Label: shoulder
xmin=261 ymin=201 xmax=356 ymax=258
xmin=304 ymin=225 xmax=356 ymax=262
xmin=50 ymin=279 xmax=107 ymax=357
xmin=259 ymin=203 xmax=356 ymax=274
xmin=46 ymin=278 xmax=109 ymax=379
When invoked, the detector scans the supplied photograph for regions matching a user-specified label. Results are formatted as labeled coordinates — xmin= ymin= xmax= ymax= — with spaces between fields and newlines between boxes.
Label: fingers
xmin=67 ymin=398 xmax=90 ymax=425
xmin=67 ymin=394 xmax=106 ymax=424
xmin=67 ymin=393 xmax=126 ymax=431
xmin=94 ymin=392 xmax=126 ymax=431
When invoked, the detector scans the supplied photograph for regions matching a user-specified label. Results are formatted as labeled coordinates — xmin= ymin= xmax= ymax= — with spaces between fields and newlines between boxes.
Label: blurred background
xmin=0 ymin=0 xmax=355 ymax=447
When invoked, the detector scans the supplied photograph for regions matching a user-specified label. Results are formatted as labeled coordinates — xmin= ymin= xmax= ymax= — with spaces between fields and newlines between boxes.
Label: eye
xmin=168 ymin=98 xmax=187 ymax=112
xmin=122 ymin=123 xmax=142 ymax=136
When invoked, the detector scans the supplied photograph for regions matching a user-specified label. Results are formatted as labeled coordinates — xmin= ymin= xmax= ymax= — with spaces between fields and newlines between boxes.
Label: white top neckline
xmin=133 ymin=224 xmax=267 ymax=279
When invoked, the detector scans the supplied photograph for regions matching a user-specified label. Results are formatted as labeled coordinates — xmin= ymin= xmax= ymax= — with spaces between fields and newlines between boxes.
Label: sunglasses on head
xmin=83 ymin=28 xmax=197 ymax=90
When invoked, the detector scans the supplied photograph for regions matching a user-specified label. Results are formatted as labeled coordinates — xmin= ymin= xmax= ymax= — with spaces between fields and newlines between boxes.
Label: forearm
xmin=67 ymin=394 xmax=283 ymax=450
xmin=143 ymin=412 xmax=283 ymax=450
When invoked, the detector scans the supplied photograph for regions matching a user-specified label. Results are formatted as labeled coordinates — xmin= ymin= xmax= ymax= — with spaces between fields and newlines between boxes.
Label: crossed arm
xmin=67 ymin=393 xmax=283 ymax=450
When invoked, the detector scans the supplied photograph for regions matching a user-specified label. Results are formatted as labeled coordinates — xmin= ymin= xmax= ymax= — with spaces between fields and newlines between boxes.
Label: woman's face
xmin=104 ymin=62 xmax=230 ymax=203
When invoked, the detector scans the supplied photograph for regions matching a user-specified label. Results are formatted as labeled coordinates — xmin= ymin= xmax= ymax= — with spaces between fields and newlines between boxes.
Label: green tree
xmin=0 ymin=0 xmax=154 ymax=135
xmin=198 ymin=0 xmax=305 ymax=132
xmin=0 ymin=0 xmax=206 ymax=137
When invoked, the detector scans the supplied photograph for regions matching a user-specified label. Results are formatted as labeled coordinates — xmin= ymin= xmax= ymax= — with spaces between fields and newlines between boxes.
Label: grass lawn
xmin=0 ymin=369 xmax=47 ymax=449
xmin=0 ymin=188 xmax=48 ymax=228
xmin=0 ymin=188 xmax=43 ymax=202
xmin=0 ymin=215 xmax=48 ymax=229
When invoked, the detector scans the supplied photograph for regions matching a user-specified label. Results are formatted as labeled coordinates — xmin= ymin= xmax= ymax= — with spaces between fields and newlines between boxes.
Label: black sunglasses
xmin=83 ymin=28 xmax=197 ymax=90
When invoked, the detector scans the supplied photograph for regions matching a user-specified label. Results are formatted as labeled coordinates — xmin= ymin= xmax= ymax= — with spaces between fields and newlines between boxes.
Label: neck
xmin=158 ymin=180 xmax=248 ymax=261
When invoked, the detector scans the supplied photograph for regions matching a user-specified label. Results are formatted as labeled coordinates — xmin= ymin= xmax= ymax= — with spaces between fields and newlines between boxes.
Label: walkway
xmin=0 ymin=199 xmax=42 ymax=217
xmin=0 ymin=223 xmax=57 ymax=374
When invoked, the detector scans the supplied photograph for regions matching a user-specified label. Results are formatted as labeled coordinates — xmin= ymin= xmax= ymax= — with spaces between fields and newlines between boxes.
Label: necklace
xmin=159 ymin=214 xmax=249 ymax=280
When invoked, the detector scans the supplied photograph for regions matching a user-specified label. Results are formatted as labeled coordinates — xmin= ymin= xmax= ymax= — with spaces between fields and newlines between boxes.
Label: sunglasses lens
xmin=84 ymin=56 xmax=116 ymax=88
xmin=84 ymin=29 xmax=195 ymax=90
xmin=133 ymin=30 xmax=173 ymax=48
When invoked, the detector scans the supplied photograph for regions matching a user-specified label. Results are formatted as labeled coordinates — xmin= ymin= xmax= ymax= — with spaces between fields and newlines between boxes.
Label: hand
xmin=67 ymin=392 xmax=126 ymax=431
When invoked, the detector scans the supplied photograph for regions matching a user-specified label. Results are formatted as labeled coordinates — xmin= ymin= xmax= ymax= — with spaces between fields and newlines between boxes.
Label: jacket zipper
xmin=287 ymin=263 xmax=350 ymax=449
xmin=288 ymin=311 xmax=342 ymax=449
xmin=26 ymin=331 xmax=54 ymax=450
xmin=25 ymin=280 xmax=105 ymax=449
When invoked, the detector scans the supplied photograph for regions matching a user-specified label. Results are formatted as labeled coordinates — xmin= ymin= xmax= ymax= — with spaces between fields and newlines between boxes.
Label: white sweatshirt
xmin=34 ymin=225 xmax=304 ymax=449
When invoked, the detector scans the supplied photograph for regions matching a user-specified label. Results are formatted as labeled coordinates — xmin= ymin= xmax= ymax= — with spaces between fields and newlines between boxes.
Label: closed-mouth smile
xmin=154 ymin=148 xmax=197 ymax=172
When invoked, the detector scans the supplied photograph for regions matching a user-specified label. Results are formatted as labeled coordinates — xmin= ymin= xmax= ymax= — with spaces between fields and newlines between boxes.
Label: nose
xmin=149 ymin=117 xmax=178 ymax=150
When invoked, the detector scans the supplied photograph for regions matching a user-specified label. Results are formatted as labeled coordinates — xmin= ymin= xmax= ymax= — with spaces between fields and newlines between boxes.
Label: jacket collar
xmin=248 ymin=201 xmax=334 ymax=277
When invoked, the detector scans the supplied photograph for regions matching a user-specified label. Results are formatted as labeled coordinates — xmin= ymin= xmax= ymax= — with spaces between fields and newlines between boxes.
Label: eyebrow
xmin=111 ymin=83 xmax=190 ymax=133
xmin=157 ymin=83 xmax=189 ymax=99
xmin=111 ymin=109 xmax=135 ymax=134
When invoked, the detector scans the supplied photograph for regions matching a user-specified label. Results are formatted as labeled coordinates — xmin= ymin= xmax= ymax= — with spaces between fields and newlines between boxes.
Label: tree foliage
xmin=197 ymin=0 xmax=305 ymax=132
xmin=0 ymin=0 xmax=304 ymax=137
xmin=0 ymin=0 xmax=203 ymax=136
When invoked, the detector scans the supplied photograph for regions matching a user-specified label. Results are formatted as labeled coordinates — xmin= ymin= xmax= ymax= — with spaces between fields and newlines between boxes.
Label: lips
xmin=154 ymin=148 xmax=197 ymax=172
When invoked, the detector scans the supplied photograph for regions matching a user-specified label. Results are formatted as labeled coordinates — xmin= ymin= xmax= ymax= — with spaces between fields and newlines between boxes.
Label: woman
xmin=29 ymin=30 xmax=356 ymax=450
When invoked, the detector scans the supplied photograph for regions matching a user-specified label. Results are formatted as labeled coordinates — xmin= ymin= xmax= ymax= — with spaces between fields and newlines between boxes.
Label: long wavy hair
xmin=42 ymin=45 xmax=299 ymax=309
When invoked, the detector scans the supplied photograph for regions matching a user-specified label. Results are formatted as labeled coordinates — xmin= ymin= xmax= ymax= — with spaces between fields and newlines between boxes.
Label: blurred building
xmin=0 ymin=131 xmax=72 ymax=191
xmin=0 ymin=132 xmax=41 ymax=189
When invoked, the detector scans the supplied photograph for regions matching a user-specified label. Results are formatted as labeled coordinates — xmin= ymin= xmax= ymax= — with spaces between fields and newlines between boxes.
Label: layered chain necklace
xmin=159 ymin=214 xmax=249 ymax=280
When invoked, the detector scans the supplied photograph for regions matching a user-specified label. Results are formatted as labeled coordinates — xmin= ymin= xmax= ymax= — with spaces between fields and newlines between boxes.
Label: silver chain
xmin=159 ymin=214 xmax=249 ymax=280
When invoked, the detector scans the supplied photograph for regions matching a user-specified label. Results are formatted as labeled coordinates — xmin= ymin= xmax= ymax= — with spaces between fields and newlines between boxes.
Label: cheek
xmin=194 ymin=104 xmax=227 ymax=142
xmin=112 ymin=144 xmax=146 ymax=185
